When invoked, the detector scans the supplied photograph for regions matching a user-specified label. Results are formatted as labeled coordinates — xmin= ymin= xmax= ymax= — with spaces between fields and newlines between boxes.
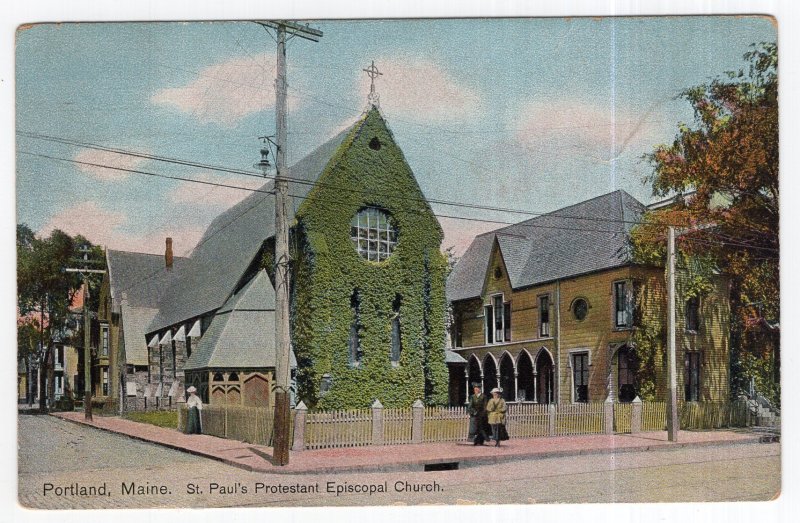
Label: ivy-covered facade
xmin=292 ymin=108 xmax=450 ymax=408
xmin=133 ymin=106 xmax=451 ymax=411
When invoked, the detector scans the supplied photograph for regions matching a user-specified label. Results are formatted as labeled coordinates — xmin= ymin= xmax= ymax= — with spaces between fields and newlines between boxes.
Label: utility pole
xmin=66 ymin=246 xmax=105 ymax=421
xmin=256 ymin=20 xmax=322 ymax=466
xmin=666 ymin=226 xmax=679 ymax=441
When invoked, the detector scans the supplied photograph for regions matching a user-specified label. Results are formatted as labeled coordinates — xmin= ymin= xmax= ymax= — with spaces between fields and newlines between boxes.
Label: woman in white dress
xmin=185 ymin=386 xmax=203 ymax=434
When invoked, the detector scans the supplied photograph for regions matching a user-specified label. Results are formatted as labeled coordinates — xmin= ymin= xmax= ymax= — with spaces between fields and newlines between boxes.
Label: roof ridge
xmin=107 ymin=249 xmax=188 ymax=260
xmin=473 ymin=190 xmax=642 ymax=240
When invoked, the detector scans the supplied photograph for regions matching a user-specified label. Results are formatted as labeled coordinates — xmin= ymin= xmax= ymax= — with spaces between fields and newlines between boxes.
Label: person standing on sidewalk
xmin=185 ymin=386 xmax=203 ymax=434
xmin=468 ymin=384 xmax=489 ymax=445
xmin=486 ymin=387 xmax=507 ymax=447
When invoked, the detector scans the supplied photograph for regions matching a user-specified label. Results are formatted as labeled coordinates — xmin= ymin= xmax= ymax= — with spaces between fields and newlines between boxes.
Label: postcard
xmin=13 ymin=13 xmax=781 ymax=517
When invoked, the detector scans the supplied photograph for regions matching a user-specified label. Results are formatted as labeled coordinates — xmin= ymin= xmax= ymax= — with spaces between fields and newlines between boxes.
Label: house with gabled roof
xmin=141 ymin=106 xmax=453 ymax=410
xmin=447 ymin=190 xmax=731 ymax=406
xmin=98 ymin=246 xmax=186 ymax=412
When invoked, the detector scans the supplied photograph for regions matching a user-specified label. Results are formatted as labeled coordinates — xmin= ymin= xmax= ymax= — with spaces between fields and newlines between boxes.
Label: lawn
xmin=124 ymin=410 xmax=178 ymax=429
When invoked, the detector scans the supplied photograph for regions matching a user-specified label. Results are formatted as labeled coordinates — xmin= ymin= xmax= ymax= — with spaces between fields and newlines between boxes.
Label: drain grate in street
xmin=424 ymin=462 xmax=459 ymax=471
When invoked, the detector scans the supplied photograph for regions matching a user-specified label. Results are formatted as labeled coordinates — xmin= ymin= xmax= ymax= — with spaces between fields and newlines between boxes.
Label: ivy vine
xmin=291 ymin=108 xmax=449 ymax=409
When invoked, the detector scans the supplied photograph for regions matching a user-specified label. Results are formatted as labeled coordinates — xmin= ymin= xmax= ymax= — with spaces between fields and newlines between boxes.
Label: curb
xmin=51 ymin=413 xmax=262 ymax=472
xmin=269 ymin=435 xmax=765 ymax=475
xmin=50 ymin=413 xmax=766 ymax=475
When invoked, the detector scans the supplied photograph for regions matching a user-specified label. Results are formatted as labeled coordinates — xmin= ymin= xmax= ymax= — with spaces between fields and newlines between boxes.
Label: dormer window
xmin=350 ymin=207 xmax=397 ymax=262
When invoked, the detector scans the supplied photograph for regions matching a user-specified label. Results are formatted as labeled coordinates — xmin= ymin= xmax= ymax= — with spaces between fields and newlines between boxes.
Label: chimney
xmin=165 ymin=237 xmax=173 ymax=269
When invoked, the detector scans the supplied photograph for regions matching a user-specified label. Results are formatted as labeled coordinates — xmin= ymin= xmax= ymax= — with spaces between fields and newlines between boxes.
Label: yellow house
xmin=447 ymin=190 xmax=730 ymax=405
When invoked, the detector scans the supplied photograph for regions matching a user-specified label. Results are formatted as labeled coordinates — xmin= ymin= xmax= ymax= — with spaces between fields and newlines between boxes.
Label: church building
xmin=138 ymin=105 xmax=451 ymax=410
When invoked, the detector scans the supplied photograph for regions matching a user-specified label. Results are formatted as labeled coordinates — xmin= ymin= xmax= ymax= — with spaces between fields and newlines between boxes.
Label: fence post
xmin=604 ymin=396 xmax=614 ymax=435
xmin=631 ymin=396 xmax=642 ymax=434
xmin=371 ymin=399 xmax=384 ymax=446
xmin=548 ymin=404 xmax=556 ymax=436
xmin=291 ymin=401 xmax=307 ymax=451
xmin=411 ymin=399 xmax=424 ymax=443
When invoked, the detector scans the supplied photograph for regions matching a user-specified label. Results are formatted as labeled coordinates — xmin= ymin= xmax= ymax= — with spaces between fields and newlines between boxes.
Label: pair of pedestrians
xmin=468 ymin=385 xmax=509 ymax=446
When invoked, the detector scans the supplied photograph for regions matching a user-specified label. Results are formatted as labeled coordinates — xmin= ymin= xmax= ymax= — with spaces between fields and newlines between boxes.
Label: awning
xmin=173 ymin=325 xmax=186 ymax=342
xmin=187 ymin=320 xmax=201 ymax=337
xmin=147 ymin=334 xmax=159 ymax=348
xmin=159 ymin=330 xmax=172 ymax=346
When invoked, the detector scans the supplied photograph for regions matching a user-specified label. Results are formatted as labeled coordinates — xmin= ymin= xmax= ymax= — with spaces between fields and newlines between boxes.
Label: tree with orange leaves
xmin=632 ymin=43 xmax=779 ymax=404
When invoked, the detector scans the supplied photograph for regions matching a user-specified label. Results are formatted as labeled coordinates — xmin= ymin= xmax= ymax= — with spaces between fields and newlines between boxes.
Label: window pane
xmin=540 ymin=296 xmax=549 ymax=336
xmin=503 ymin=302 xmax=511 ymax=342
xmin=352 ymin=208 xmax=397 ymax=261
xmin=615 ymin=282 xmax=628 ymax=327
xmin=573 ymin=354 xmax=589 ymax=402
xmin=485 ymin=306 xmax=493 ymax=344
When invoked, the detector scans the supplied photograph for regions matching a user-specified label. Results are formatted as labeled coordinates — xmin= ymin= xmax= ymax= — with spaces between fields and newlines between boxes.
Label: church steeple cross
xmin=363 ymin=60 xmax=382 ymax=107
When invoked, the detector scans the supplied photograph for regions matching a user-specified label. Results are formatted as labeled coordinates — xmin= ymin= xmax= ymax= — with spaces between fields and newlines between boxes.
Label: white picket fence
xmin=180 ymin=399 xmax=751 ymax=451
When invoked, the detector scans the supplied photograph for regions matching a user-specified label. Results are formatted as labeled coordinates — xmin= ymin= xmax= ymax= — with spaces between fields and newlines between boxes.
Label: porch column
xmin=513 ymin=371 xmax=518 ymax=402
xmin=607 ymin=345 xmax=615 ymax=402
xmin=533 ymin=371 xmax=538 ymax=403
xmin=464 ymin=367 xmax=470 ymax=403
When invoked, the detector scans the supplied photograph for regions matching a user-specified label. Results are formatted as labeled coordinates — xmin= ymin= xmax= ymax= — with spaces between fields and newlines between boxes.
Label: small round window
xmin=350 ymin=207 xmax=397 ymax=262
xmin=573 ymin=298 xmax=589 ymax=321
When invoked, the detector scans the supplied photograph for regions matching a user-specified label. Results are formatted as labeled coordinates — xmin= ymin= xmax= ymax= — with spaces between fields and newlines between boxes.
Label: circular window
xmin=573 ymin=298 xmax=589 ymax=321
xmin=350 ymin=207 xmax=397 ymax=262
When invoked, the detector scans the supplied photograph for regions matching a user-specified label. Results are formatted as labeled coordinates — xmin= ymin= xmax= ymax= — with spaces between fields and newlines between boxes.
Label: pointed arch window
xmin=391 ymin=295 xmax=402 ymax=365
xmin=349 ymin=290 xmax=363 ymax=367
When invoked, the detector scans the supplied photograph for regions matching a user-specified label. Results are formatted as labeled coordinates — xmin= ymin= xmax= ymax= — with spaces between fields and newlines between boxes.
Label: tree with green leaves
xmin=16 ymin=224 xmax=103 ymax=411
xmin=632 ymin=43 xmax=779 ymax=404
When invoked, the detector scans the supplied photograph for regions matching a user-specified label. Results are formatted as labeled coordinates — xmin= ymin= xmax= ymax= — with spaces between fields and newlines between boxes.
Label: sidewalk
xmin=52 ymin=411 xmax=764 ymax=475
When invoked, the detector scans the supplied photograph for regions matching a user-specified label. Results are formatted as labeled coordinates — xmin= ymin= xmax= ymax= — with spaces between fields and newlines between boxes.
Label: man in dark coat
xmin=468 ymin=384 xmax=489 ymax=445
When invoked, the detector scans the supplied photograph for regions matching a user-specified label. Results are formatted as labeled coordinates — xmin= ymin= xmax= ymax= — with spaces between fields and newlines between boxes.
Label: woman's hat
xmin=187 ymin=386 xmax=197 ymax=393
xmin=490 ymin=387 xmax=502 ymax=394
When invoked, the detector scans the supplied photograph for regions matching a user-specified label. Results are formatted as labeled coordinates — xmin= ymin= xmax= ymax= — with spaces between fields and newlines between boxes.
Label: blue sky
xmin=15 ymin=16 xmax=777 ymax=256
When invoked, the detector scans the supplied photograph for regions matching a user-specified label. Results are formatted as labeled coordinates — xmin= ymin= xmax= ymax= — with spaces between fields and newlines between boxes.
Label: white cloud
xmin=512 ymin=99 xmax=663 ymax=163
xmin=73 ymin=148 xmax=148 ymax=182
xmin=168 ymin=171 xmax=267 ymax=208
xmin=37 ymin=201 xmax=205 ymax=256
xmin=151 ymin=54 xmax=298 ymax=126
xmin=361 ymin=57 xmax=483 ymax=123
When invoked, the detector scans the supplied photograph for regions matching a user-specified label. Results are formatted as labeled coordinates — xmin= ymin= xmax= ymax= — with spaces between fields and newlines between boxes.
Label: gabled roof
xmin=184 ymin=270 xmax=295 ymax=370
xmin=148 ymin=114 xmax=367 ymax=334
xmin=447 ymin=190 xmax=646 ymax=302
xmin=106 ymin=249 xmax=187 ymax=366
xmin=107 ymin=250 xmax=187 ymax=309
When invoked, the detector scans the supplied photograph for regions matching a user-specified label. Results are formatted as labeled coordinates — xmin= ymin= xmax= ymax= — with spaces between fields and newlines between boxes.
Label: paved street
xmin=18 ymin=414 xmax=781 ymax=509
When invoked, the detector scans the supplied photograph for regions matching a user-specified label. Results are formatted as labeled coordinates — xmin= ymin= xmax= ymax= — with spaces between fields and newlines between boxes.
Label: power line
xmin=17 ymin=147 xmax=643 ymax=236
xmin=17 ymin=130 xmax=669 ymax=228
xmin=17 ymin=150 xmax=276 ymax=197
